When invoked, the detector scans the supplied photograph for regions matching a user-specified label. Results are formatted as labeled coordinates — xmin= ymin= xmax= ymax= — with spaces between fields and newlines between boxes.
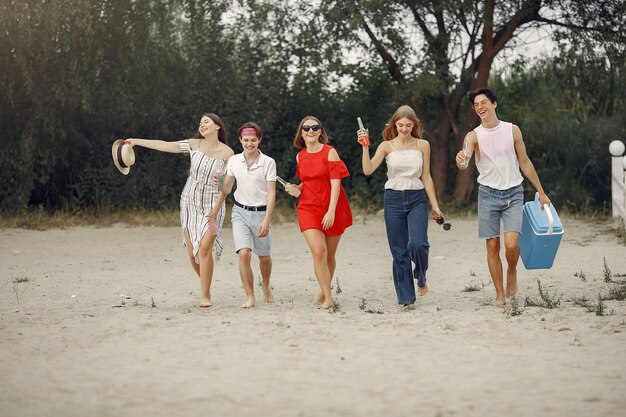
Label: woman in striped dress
xmin=125 ymin=113 xmax=234 ymax=308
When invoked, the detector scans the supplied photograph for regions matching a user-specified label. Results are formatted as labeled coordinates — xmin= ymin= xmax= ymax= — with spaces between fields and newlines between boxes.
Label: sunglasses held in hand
xmin=435 ymin=216 xmax=451 ymax=231
xmin=302 ymin=124 xmax=320 ymax=132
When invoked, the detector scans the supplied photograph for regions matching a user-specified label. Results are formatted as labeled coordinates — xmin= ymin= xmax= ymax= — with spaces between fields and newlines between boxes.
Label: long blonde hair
xmin=382 ymin=105 xmax=422 ymax=141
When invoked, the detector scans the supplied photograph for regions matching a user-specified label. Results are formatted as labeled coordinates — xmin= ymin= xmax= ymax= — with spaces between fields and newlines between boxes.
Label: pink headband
xmin=240 ymin=128 xmax=258 ymax=137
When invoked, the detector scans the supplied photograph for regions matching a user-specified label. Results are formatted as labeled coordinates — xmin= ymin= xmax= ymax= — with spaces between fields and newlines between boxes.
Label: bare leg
xmin=504 ymin=232 xmax=520 ymax=298
xmin=314 ymin=292 xmax=325 ymax=307
xmin=197 ymin=232 xmax=217 ymax=308
xmin=302 ymin=229 xmax=333 ymax=309
xmin=315 ymin=234 xmax=342 ymax=306
xmin=259 ymin=255 xmax=274 ymax=303
xmin=485 ymin=237 xmax=505 ymax=307
xmin=183 ymin=229 xmax=200 ymax=278
xmin=326 ymin=235 xmax=341 ymax=278
xmin=238 ymin=249 xmax=255 ymax=308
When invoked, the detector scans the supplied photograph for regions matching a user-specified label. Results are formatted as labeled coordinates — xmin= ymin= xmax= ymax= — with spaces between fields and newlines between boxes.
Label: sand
xmin=1 ymin=215 xmax=625 ymax=417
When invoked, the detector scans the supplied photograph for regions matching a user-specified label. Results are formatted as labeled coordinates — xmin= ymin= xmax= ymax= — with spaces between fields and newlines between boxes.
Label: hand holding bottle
xmin=277 ymin=176 xmax=301 ymax=197
xmin=357 ymin=117 xmax=370 ymax=146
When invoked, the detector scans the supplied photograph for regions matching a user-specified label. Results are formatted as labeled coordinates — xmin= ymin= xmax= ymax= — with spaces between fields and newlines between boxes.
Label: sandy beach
xmin=1 ymin=215 xmax=625 ymax=417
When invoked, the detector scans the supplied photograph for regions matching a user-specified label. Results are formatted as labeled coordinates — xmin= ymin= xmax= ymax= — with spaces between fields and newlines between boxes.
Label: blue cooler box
xmin=519 ymin=194 xmax=564 ymax=269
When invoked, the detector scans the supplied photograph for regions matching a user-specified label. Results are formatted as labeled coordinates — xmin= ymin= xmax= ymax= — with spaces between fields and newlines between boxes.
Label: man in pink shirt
xmin=456 ymin=88 xmax=551 ymax=307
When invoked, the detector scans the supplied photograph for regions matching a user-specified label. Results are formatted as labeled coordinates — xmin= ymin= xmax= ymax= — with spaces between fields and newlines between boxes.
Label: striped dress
xmin=179 ymin=139 xmax=226 ymax=262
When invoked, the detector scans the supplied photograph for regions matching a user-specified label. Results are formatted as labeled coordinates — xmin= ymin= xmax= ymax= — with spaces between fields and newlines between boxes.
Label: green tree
xmin=298 ymin=0 xmax=625 ymax=202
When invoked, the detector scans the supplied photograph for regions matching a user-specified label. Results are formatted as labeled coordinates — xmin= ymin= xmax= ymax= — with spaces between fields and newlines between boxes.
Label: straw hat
xmin=111 ymin=139 xmax=136 ymax=175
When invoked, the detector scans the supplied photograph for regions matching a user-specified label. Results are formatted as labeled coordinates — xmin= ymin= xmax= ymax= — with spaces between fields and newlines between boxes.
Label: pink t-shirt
xmin=474 ymin=121 xmax=523 ymax=190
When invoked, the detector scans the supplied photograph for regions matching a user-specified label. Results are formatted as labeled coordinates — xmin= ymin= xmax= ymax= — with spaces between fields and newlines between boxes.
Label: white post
xmin=622 ymin=157 xmax=626 ymax=230
xmin=612 ymin=157 xmax=626 ymax=220
xmin=609 ymin=140 xmax=626 ymax=229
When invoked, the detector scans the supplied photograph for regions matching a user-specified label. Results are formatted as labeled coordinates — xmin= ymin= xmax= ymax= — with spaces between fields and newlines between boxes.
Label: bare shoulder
xmin=188 ymin=138 xmax=199 ymax=150
xmin=328 ymin=146 xmax=340 ymax=161
xmin=220 ymin=143 xmax=235 ymax=159
xmin=377 ymin=140 xmax=392 ymax=154
xmin=511 ymin=124 xmax=523 ymax=141
xmin=418 ymin=138 xmax=431 ymax=150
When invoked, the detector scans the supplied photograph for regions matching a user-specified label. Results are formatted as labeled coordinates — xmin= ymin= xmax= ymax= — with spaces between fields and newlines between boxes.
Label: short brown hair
xmin=237 ymin=121 xmax=263 ymax=140
xmin=469 ymin=88 xmax=498 ymax=105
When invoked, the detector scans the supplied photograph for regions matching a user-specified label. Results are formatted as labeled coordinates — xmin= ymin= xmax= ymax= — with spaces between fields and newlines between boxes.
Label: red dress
xmin=296 ymin=144 xmax=353 ymax=235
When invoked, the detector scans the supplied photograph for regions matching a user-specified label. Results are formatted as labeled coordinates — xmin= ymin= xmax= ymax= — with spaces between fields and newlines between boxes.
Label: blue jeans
xmin=477 ymin=184 xmax=524 ymax=239
xmin=384 ymin=189 xmax=430 ymax=304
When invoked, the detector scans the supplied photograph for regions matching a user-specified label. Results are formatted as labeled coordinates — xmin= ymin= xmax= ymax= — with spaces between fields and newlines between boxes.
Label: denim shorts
xmin=477 ymin=184 xmax=524 ymax=239
xmin=231 ymin=205 xmax=272 ymax=256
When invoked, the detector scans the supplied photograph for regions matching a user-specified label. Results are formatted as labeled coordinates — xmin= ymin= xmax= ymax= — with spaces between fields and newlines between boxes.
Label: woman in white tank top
xmin=358 ymin=105 xmax=443 ymax=306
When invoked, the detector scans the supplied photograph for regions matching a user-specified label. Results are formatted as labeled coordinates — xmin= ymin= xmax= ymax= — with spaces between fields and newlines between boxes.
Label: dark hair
xmin=292 ymin=116 xmax=329 ymax=149
xmin=194 ymin=113 xmax=227 ymax=144
xmin=237 ymin=121 xmax=263 ymax=140
xmin=469 ymin=88 xmax=497 ymax=105
xmin=382 ymin=105 xmax=422 ymax=141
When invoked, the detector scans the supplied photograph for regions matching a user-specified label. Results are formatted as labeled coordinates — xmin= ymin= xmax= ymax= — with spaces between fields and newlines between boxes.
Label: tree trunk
xmin=428 ymin=108 xmax=451 ymax=200
xmin=451 ymin=36 xmax=495 ymax=204
xmin=452 ymin=107 xmax=481 ymax=203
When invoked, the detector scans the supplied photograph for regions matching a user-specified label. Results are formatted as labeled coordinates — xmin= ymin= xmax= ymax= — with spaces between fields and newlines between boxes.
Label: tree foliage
xmin=0 ymin=0 xmax=623 ymax=215
xmin=306 ymin=0 xmax=625 ymax=202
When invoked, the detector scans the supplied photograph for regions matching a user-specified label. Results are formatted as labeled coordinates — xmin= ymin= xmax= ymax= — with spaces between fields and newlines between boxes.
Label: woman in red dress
xmin=286 ymin=116 xmax=353 ymax=309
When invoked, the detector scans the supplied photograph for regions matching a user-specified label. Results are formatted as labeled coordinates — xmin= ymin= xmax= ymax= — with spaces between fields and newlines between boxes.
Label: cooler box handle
xmin=535 ymin=192 xmax=554 ymax=235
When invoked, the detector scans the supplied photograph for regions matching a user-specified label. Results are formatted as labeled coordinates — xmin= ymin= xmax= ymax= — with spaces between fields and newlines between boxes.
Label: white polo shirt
xmin=226 ymin=150 xmax=277 ymax=207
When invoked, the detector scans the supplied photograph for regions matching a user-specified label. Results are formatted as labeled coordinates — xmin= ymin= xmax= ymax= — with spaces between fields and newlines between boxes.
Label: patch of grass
xmin=524 ymin=279 xmax=562 ymax=309
xmin=571 ymin=295 xmax=593 ymax=309
xmin=11 ymin=276 xmax=30 ymax=304
xmin=329 ymin=299 xmax=341 ymax=313
xmin=595 ymin=294 xmax=605 ymax=316
xmin=524 ymin=296 xmax=541 ymax=307
xmin=574 ymin=270 xmax=587 ymax=282
xmin=462 ymin=282 xmax=482 ymax=292
xmin=469 ymin=270 xmax=477 ymax=277
xmin=504 ymin=296 xmax=523 ymax=316
xmin=613 ymin=221 xmax=626 ymax=245
xmin=0 ymin=208 xmax=182 ymax=229
xmin=0 ymin=202 xmax=301 ymax=230
xmin=603 ymin=257 xmax=613 ymax=283
xmin=359 ymin=297 xmax=383 ymax=314
xmin=335 ymin=276 xmax=342 ymax=295
xmin=603 ymin=285 xmax=626 ymax=301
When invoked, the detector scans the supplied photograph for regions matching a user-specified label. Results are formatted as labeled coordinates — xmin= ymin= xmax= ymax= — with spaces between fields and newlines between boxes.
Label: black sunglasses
xmin=302 ymin=124 xmax=321 ymax=132
xmin=436 ymin=216 xmax=451 ymax=231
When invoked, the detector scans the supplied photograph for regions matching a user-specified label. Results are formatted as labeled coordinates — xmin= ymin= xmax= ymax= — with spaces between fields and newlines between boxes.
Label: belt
xmin=234 ymin=200 xmax=267 ymax=212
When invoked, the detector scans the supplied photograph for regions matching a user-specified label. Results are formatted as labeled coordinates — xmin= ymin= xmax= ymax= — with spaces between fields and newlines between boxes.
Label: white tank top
xmin=474 ymin=121 xmax=523 ymax=190
xmin=384 ymin=140 xmax=424 ymax=190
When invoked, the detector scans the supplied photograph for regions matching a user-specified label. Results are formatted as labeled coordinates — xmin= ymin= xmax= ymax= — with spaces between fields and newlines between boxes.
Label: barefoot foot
xmin=317 ymin=300 xmax=332 ymax=309
xmin=418 ymin=284 xmax=429 ymax=297
xmin=313 ymin=292 xmax=325 ymax=307
xmin=506 ymin=271 xmax=518 ymax=298
xmin=199 ymin=298 xmax=212 ymax=308
xmin=262 ymin=285 xmax=274 ymax=304
xmin=240 ymin=297 xmax=255 ymax=309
